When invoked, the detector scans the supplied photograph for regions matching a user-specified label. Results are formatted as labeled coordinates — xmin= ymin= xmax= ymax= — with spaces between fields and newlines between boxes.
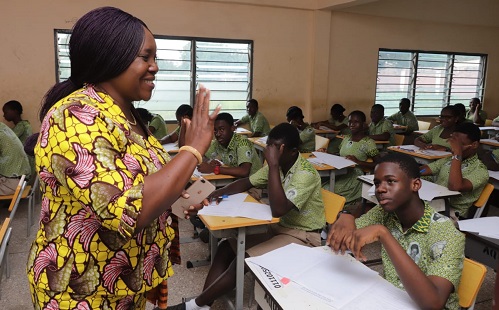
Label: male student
xmin=387 ymin=98 xmax=419 ymax=134
xmin=368 ymin=104 xmax=395 ymax=146
xmin=167 ymin=123 xmax=325 ymax=310
xmin=466 ymin=97 xmax=487 ymax=126
xmin=420 ymin=122 xmax=489 ymax=219
xmin=234 ymin=98 xmax=271 ymax=137
xmin=198 ymin=112 xmax=261 ymax=178
xmin=327 ymin=153 xmax=464 ymax=310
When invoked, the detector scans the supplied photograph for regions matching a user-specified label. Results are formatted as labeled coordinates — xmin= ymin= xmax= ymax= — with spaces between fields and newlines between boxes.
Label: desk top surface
xmin=199 ymin=194 xmax=279 ymax=230
xmin=480 ymin=139 xmax=499 ymax=147
xmin=388 ymin=146 xmax=452 ymax=160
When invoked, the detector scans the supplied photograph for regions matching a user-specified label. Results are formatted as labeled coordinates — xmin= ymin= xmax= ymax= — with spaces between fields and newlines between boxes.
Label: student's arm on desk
xmin=207 ymin=178 xmax=253 ymax=203
xmin=346 ymin=154 xmax=379 ymax=171
xmin=326 ymin=213 xmax=356 ymax=254
xmin=219 ymin=163 xmax=252 ymax=178
xmin=349 ymin=225 xmax=454 ymax=310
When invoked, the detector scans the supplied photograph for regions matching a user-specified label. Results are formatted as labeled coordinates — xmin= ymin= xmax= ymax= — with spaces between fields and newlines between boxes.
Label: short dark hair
xmin=286 ymin=106 xmax=304 ymax=120
xmin=377 ymin=153 xmax=420 ymax=179
xmin=330 ymin=103 xmax=345 ymax=114
xmin=471 ymin=97 xmax=481 ymax=104
xmin=349 ymin=110 xmax=366 ymax=123
xmin=136 ymin=108 xmax=153 ymax=123
xmin=454 ymin=103 xmax=466 ymax=115
xmin=40 ymin=7 xmax=148 ymax=121
xmin=372 ymin=104 xmax=384 ymax=112
xmin=400 ymin=98 xmax=411 ymax=106
xmin=268 ymin=123 xmax=300 ymax=149
xmin=454 ymin=122 xmax=481 ymax=142
xmin=247 ymin=99 xmax=258 ymax=109
xmin=176 ymin=104 xmax=193 ymax=118
xmin=3 ymin=100 xmax=23 ymax=114
xmin=216 ymin=112 xmax=234 ymax=125
xmin=442 ymin=105 xmax=460 ymax=117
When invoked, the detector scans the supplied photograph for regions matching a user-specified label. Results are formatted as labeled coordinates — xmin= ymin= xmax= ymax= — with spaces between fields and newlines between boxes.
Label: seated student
xmin=387 ymin=98 xmax=419 ymax=134
xmin=368 ymin=104 xmax=395 ymax=146
xmin=234 ymin=98 xmax=270 ymax=137
xmin=2 ymin=100 xmax=32 ymax=144
xmin=333 ymin=110 xmax=379 ymax=208
xmin=414 ymin=105 xmax=459 ymax=151
xmin=420 ymin=122 xmax=489 ymax=219
xmin=169 ymin=123 xmax=325 ymax=310
xmin=454 ymin=103 xmax=472 ymax=124
xmin=312 ymin=103 xmax=350 ymax=154
xmin=466 ymin=97 xmax=487 ymax=126
xmin=327 ymin=153 xmax=464 ymax=310
xmin=0 ymin=122 xmax=31 ymax=195
xmin=159 ymin=104 xmax=193 ymax=145
xmin=286 ymin=106 xmax=315 ymax=152
xmin=136 ymin=107 xmax=168 ymax=140
xmin=198 ymin=112 xmax=262 ymax=178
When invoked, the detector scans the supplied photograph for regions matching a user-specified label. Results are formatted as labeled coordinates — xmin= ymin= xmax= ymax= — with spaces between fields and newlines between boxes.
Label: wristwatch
xmin=451 ymin=154 xmax=462 ymax=161
xmin=336 ymin=210 xmax=352 ymax=220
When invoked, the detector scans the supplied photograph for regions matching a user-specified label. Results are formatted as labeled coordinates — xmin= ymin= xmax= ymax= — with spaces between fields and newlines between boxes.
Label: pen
xmin=419 ymin=168 xmax=426 ymax=174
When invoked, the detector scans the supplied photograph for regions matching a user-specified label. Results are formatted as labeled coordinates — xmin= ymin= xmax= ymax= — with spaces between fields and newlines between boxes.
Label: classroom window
xmin=375 ymin=49 xmax=486 ymax=116
xmin=55 ymin=30 xmax=253 ymax=121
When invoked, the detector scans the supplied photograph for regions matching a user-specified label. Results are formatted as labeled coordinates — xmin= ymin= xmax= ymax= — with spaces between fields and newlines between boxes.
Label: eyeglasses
xmin=439 ymin=115 xmax=454 ymax=119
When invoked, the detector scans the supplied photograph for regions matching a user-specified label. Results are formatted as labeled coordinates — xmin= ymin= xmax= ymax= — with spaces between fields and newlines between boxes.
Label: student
xmin=159 ymin=104 xmax=193 ymax=145
xmin=420 ymin=122 xmax=489 ymax=219
xmin=454 ymin=103 xmax=472 ymax=124
xmin=136 ymin=107 xmax=168 ymax=140
xmin=387 ymin=98 xmax=419 ymax=134
xmin=466 ymin=97 xmax=487 ymax=126
xmin=2 ymin=100 xmax=32 ymax=143
xmin=0 ymin=122 xmax=31 ymax=195
xmin=327 ymin=153 xmax=464 ymax=310
xmin=333 ymin=110 xmax=379 ymax=207
xmin=169 ymin=123 xmax=325 ymax=310
xmin=234 ymin=98 xmax=270 ymax=137
xmin=414 ymin=105 xmax=459 ymax=151
xmin=198 ymin=112 xmax=262 ymax=177
xmin=368 ymin=104 xmax=395 ymax=146
xmin=313 ymin=103 xmax=350 ymax=154
xmin=286 ymin=106 xmax=315 ymax=152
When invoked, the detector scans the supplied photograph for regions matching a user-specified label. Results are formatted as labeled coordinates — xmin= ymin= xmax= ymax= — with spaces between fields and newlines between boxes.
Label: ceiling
xmin=186 ymin=0 xmax=499 ymax=28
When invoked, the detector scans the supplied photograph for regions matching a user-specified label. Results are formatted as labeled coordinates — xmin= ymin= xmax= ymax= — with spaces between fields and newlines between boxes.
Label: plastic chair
xmin=471 ymin=183 xmax=494 ymax=219
xmin=315 ymin=135 xmax=330 ymax=150
xmin=484 ymin=119 xmax=492 ymax=126
xmin=458 ymin=258 xmax=487 ymax=309
xmin=394 ymin=134 xmax=405 ymax=146
xmin=322 ymin=189 xmax=346 ymax=224
xmin=25 ymin=176 xmax=40 ymax=236
xmin=417 ymin=120 xmax=431 ymax=131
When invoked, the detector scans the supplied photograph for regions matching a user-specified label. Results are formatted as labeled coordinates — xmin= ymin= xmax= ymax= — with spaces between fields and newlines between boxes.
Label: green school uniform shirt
xmin=418 ymin=125 xmax=451 ymax=150
xmin=427 ymin=154 xmax=489 ymax=217
xmin=249 ymin=155 xmax=325 ymax=231
xmin=0 ymin=122 xmax=31 ymax=178
xmin=239 ymin=111 xmax=271 ymax=136
xmin=368 ymin=118 xmax=395 ymax=146
xmin=298 ymin=124 xmax=316 ymax=152
xmin=356 ymin=203 xmax=464 ymax=310
xmin=206 ymin=133 xmax=262 ymax=176
xmin=465 ymin=109 xmax=487 ymax=123
xmin=13 ymin=119 xmax=32 ymax=144
xmin=387 ymin=111 xmax=419 ymax=133
xmin=149 ymin=114 xmax=168 ymax=140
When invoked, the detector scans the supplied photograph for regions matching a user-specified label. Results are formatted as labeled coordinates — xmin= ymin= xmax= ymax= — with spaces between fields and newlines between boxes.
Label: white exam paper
xmin=162 ymin=143 xmax=178 ymax=152
xmin=458 ymin=217 xmax=499 ymax=239
xmin=198 ymin=201 xmax=272 ymax=221
xmin=311 ymin=152 xmax=356 ymax=169
xmin=489 ymin=170 xmax=499 ymax=181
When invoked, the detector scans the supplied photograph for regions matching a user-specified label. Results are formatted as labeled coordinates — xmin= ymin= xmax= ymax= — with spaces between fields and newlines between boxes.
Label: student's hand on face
xmin=326 ymin=214 xmax=355 ymax=254
xmin=264 ymin=144 xmax=283 ymax=167
xmin=184 ymin=199 xmax=209 ymax=219
xmin=347 ymin=225 xmax=387 ymax=262
xmin=447 ymin=135 xmax=463 ymax=154
xmin=197 ymin=162 xmax=214 ymax=173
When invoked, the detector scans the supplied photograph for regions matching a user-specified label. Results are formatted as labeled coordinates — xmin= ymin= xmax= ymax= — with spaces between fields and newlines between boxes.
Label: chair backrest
xmin=484 ymin=119 xmax=493 ymax=126
xmin=417 ymin=120 xmax=431 ymax=131
xmin=394 ymin=134 xmax=405 ymax=146
xmin=472 ymin=183 xmax=494 ymax=218
xmin=321 ymin=189 xmax=345 ymax=224
xmin=7 ymin=176 xmax=27 ymax=221
xmin=458 ymin=258 xmax=487 ymax=309
xmin=315 ymin=135 xmax=330 ymax=150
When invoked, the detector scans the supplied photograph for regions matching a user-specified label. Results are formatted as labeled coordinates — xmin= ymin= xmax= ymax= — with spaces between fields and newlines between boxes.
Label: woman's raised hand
xmin=183 ymin=85 xmax=220 ymax=155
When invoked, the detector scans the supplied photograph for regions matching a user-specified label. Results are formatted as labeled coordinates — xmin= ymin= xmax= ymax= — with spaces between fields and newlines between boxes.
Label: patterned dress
xmin=333 ymin=135 xmax=379 ymax=205
xmin=297 ymin=124 xmax=316 ymax=153
xmin=27 ymin=86 xmax=180 ymax=309
xmin=356 ymin=203 xmax=464 ymax=310
xmin=387 ymin=111 xmax=419 ymax=133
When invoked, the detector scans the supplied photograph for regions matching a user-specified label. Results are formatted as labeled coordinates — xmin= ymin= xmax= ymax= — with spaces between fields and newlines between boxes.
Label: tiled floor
xmin=0 ymin=198 xmax=496 ymax=309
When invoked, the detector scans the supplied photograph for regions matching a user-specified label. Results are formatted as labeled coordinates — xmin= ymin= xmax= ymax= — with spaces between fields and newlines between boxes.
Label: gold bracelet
xmin=179 ymin=146 xmax=203 ymax=164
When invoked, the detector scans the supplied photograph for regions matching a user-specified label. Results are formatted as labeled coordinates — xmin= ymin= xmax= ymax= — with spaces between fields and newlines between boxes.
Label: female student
xmin=2 ymin=100 xmax=32 ymax=143
xmin=327 ymin=153 xmax=464 ymax=310
xmin=414 ymin=105 xmax=459 ymax=151
xmin=286 ymin=106 xmax=315 ymax=152
xmin=333 ymin=110 xmax=379 ymax=207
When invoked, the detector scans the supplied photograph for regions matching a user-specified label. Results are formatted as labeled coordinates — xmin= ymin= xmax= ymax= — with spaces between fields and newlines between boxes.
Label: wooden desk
xmin=480 ymin=138 xmax=499 ymax=150
xmin=199 ymin=195 xmax=279 ymax=310
xmin=393 ymin=124 xmax=407 ymax=134
xmin=314 ymin=127 xmax=338 ymax=139
xmin=388 ymin=145 xmax=452 ymax=165
xmin=235 ymin=127 xmax=252 ymax=136
xmin=463 ymin=232 xmax=499 ymax=269
xmin=479 ymin=126 xmax=499 ymax=138
xmin=192 ymin=172 xmax=235 ymax=188
xmin=248 ymin=137 xmax=267 ymax=162
xmin=414 ymin=129 xmax=429 ymax=135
